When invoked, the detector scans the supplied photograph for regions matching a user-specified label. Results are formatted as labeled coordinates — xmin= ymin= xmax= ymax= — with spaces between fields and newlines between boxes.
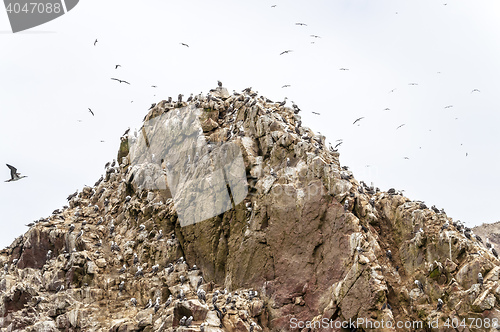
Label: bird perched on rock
xmin=154 ymin=297 xmax=160 ymax=313
xmin=165 ymin=295 xmax=172 ymax=308
xmin=119 ymin=281 xmax=124 ymax=291
xmin=492 ymin=247 xmax=498 ymax=258
xmin=197 ymin=276 xmax=203 ymax=289
xmin=197 ymin=289 xmax=206 ymax=303
xmin=151 ymin=264 xmax=159 ymax=274
xmin=415 ymin=280 xmax=424 ymax=292
xmin=157 ymin=230 xmax=163 ymax=240
xmin=437 ymin=298 xmax=443 ymax=311
xmin=250 ymin=322 xmax=257 ymax=332
xmin=130 ymin=298 xmax=137 ymax=306
xmin=185 ymin=316 xmax=193 ymax=327
xmin=139 ymin=224 xmax=145 ymax=231
xmin=119 ymin=264 xmax=126 ymax=274
xmin=478 ymin=272 xmax=483 ymax=286
xmin=180 ymin=275 xmax=186 ymax=285
xmin=133 ymin=253 xmax=138 ymax=265
xmin=69 ymin=224 xmax=75 ymax=233
xmin=386 ymin=250 xmax=392 ymax=261
xmin=343 ymin=199 xmax=349 ymax=212
xmin=135 ymin=266 xmax=144 ymax=278
xmin=217 ymin=80 xmax=222 ymax=87
xmin=144 ymin=298 xmax=152 ymax=309
xmin=46 ymin=250 xmax=52 ymax=260
xmin=179 ymin=316 xmax=187 ymax=326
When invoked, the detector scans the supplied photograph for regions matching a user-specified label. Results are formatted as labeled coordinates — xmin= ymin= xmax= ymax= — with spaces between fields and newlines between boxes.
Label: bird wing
xmin=88 ymin=108 xmax=94 ymax=116
xmin=353 ymin=117 xmax=364 ymax=125
xmin=111 ymin=78 xmax=120 ymax=82
xmin=396 ymin=124 xmax=405 ymax=129
xmin=6 ymin=164 xmax=17 ymax=178
xmin=123 ymin=80 xmax=130 ymax=85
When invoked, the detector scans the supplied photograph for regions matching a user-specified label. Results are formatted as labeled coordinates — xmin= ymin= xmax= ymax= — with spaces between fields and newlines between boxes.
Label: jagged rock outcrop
xmin=1 ymin=85 xmax=500 ymax=331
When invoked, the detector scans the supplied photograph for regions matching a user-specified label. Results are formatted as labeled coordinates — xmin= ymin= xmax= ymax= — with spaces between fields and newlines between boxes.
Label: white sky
xmin=1 ymin=0 xmax=500 ymax=248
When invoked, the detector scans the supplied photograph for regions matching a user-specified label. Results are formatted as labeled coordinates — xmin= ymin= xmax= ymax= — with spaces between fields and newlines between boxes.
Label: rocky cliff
xmin=1 ymin=86 xmax=500 ymax=332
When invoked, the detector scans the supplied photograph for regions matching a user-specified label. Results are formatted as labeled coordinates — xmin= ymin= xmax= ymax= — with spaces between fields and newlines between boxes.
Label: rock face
xmin=1 ymin=85 xmax=500 ymax=331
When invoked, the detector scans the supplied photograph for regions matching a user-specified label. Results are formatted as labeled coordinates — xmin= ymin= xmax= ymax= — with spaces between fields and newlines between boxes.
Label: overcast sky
xmin=1 ymin=0 xmax=500 ymax=248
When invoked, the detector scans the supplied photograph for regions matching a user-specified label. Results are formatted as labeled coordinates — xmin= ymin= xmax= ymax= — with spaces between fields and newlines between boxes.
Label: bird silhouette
xmin=353 ymin=117 xmax=364 ymax=125
xmin=5 ymin=164 xmax=27 ymax=182
xmin=88 ymin=108 xmax=94 ymax=116
xmin=180 ymin=43 xmax=189 ymax=47
xmin=111 ymin=78 xmax=130 ymax=84
xmin=94 ymin=39 xmax=98 ymax=46
xmin=280 ymin=50 xmax=293 ymax=55
xmin=115 ymin=65 xmax=121 ymax=69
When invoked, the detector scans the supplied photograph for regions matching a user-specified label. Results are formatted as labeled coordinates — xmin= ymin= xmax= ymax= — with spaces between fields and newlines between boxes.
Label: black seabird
xmin=5 ymin=164 xmax=28 ymax=182
xmin=218 ymin=80 xmax=223 ymax=87
xmin=280 ymin=50 xmax=293 ymax=55
xmin=111 ymin=78 xmax=130 ymax=84
xmin=180 ymin=43 xmax=189 ymax=47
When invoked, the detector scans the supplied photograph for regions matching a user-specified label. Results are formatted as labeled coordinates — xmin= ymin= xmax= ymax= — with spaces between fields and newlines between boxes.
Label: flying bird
xmin=311 ymin=111 xmax=321 ymax=115
xmin=271 ymin=5 xmax=276 ymax=7
xmin=353 ymin=117 xmax=364 ymax=125
xmin=5 ymin=164 xmax=27 ymax=182
xmin=310 ymin=35 xmax=321 ymax=38
xmin=444 ymin=105 xmax=453 ymax=109
xmin=471 ymin=89 xmax=480 ymax=93
xmin=111 ymin=78 xmax=130 ymax=84
xmin=396 ymin=124 xmax=405 ymax=130
xmin=180 ymin=43 xmax=189 ymax=47
xmin=295 ymin=23 xmax=307 ymax=26
xmin=389 ymin=88 xmax=397 ymax=93
xmin=334 ymin=141 xmax=343 ymax=149
xmin=115 ymin=65 xmax=121 ymax=69
xmin=282 ymin=84 xmax=291 ymax=88
xmin=93 ymin=39 xmax=98 ymax=46
xmin=280 ymin=50 xmax=293 ymax=55
xmin=408 ymin=83 xmax=418 ymax=86
xmin=339 ymin=68 xmax=349 ymax=71
xmin=151 ymin=85 xmax=157 ymax=88
xmin=88 ymin=108 xmax=94 ymax=116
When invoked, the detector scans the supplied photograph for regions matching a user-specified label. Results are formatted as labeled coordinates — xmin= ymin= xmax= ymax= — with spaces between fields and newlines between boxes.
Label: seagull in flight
xmin=151 ymin=85 xmax=157 ymax=88
xmin=280 ymin=50 xmax=293 ymax=55
xmin=444 ymin=105 xmax=453 ymax=109
xmin=353 ymin=117 xmax=364 ymax=125
xmin=111 ymin=78 xmax=130 ymax=84
xmin=88 ymin=108 xmax=94 ymax=116
xmin=471 ymin=89 xmax=480 ymax=93
xmin=334 ymin=141 xmax=343 ymax=149
xmin=310 ymin=35 xmax=321 ymax=38
xmin=389 ymin=88 xmax=397 ymax=93
xmin=396 ymin=124 xmax=406 ymax=130
xmin=5 ymin=164 xmax=27 ymax=182
xmin=311 ymin=111 xmax=321 ymax=115
xmin=408 ymin=83 xmax=418 ymax=86
xmin=115 ymin=65 xmax=121 ymax=69
xmin=339 ymin=68 xmax=349 ymax=71
xmin=94 ymin=39 xmax=98 ymax=46
xmin=180 ymin=43 xmax=189 ymax=47
xmin=282 ymin=84 xmax=291 ymax=88
xmin=295 ymin=23 xmax=307 ymax=26
xmin=271 ymin=4 xmax=276 ymax=7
